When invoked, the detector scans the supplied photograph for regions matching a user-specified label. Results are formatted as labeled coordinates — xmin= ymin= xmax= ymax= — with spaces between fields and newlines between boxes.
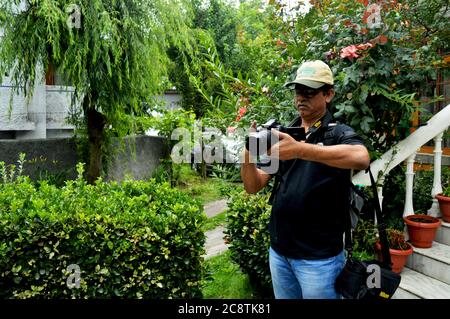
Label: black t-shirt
xmin=269 ymin=112 xmax=365 ymax=259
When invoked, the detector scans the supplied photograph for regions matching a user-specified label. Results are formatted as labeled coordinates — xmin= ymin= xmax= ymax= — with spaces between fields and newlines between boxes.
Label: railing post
xmin=428 ymin=131 xmax=444 ymax=218
xmin=403 ymin=152 xmax=417 ymax=218
xmin=375 ymin=175 xmax=385 ymax=225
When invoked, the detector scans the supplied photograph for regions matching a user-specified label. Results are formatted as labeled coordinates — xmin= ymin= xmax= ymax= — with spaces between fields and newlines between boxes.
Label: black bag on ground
xmin=335 ymin=167 xmax=401 ymax=300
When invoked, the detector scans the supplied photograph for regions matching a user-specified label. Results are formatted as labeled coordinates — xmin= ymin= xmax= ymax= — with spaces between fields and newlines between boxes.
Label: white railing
xmin=352 ymin=104 xmax=450 ymax=218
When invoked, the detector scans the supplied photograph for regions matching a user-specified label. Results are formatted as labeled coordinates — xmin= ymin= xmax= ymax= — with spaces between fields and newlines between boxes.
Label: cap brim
xmin=284 ymin=80 xmax=326 ymax=89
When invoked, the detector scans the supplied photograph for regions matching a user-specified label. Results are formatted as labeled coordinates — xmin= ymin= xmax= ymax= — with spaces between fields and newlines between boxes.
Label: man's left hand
xmin=268 ymin=129 xmax=304 ymax=161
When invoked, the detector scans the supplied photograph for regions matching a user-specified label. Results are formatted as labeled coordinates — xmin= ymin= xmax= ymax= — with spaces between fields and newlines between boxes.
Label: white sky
xmin=226 ymin=0 xmax=311 ymax=15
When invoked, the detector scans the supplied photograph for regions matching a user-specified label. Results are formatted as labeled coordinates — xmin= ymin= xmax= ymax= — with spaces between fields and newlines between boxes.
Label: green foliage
xmin=382 ymin=166 xmax=407 ymax=229
xmin=202 ymin=251 xmax=253 ymax=299
xmin=275 ymin=0 xmax=449 ymax=155
xmin=169 ymin=0 xmax=293 ymax=131
xmin=383 ymin=166 xmax=450 ymax=227
xmin=415 ymin=167 xmax=450 ymax=208
xmin=135 ymin=108 xmax=196 ymax=143
xmin=209 ymin=163 xmax=241 ymax=182
xmin=174 ymin=165 xmax=234 ymax=205
xmin=352 ymin=219 xmax=377 ymax=261
xmin=0 ymin=164 xmax=206 ymax=298
xmin=0 ymin=0 xmax=193 ymax=182
xmin=134 ymin=109 xmax=196 ymax=186
xmin=442 ymin=168 xmax=450 ymax=197
xmin=203 ymin=212 xmax=227 ymax=233
xmin=224 ymin=191 xmax=273 ymax=298
xmin=193 ymin=0 xmax=238 ymax=69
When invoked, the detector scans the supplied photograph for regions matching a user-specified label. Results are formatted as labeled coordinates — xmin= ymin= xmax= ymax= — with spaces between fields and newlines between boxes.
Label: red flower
xmin=340 ymin=45 xmax=359 ymax=59
xmin=340 ymin=42 xmax=374 ymax=60
xmin=239 ymin=107 xmax=247 ymax=117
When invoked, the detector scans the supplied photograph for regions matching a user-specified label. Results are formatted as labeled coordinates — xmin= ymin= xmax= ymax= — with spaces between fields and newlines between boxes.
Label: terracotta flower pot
xmin=436 ymin=194 xmax=450 ymax=223
xmin=375 ymin=241 xmax=413 ymax=274
xmin=403 ymin=214 xmax=441 ymax=248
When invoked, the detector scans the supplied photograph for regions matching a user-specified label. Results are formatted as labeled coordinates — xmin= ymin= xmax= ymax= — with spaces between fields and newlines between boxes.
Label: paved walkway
xmin=204 ymin=199 xmax=228 ymax=218
xmin=203 ymin=199 xmax=229 ymax=259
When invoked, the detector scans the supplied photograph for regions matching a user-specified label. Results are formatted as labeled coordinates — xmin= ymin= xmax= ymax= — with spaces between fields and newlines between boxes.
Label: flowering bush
xmin=276 ymin=0 xmax=449 ymax=155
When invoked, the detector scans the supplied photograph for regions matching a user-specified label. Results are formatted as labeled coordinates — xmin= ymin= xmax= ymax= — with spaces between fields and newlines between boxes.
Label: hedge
xmin=225 ymin=191 xmax=273 ymax=298
xmin=0 ymin=164 xmax=206 ymax=298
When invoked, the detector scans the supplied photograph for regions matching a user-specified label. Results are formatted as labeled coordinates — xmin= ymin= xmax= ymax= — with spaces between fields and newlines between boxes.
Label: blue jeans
xmin=269 ymin=247 xmax=345 ymax=299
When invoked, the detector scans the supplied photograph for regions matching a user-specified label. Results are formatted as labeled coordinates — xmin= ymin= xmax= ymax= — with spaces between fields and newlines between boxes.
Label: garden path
xmin=203 ymin=199 xmax=229 ymax=259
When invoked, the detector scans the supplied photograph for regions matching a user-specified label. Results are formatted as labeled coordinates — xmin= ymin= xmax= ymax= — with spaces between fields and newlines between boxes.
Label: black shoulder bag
xmin=335 ymin=167 xmax=401 ymax=300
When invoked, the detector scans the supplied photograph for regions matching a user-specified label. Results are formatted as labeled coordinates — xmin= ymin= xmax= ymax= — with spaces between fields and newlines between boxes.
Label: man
xmin=241 ymin=60 xmax=370 ymax=299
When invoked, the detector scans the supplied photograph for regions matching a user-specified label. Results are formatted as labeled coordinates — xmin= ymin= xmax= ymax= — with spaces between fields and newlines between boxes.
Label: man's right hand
xmin=241 ymin=121 xmax=272 ymax=194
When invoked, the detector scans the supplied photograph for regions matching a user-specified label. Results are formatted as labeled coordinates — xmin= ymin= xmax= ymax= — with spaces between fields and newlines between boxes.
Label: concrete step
xmin=393 ymin=267 xmax=450 ymax=299
xmin=203 ymin=226 xmax=228 ymax=260
xmin=204 ymin=199 xmax=228 ymax=218
xmin=435 ymin=220 xmax=450 ymax=246
xmin=406 ymin=241 xmax=450 ymax=285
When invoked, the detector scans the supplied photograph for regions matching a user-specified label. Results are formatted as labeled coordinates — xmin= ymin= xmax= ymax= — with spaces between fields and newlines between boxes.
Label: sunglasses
xmin=294 ymin=86 xmax=325 ymax=98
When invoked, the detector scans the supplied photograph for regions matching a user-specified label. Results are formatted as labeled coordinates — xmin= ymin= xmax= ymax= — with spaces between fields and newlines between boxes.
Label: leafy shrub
xmin=224 ymin=191 xmax=273 ymax=298
xmin=352 ymin=219 xmax=377 ymax=261
xmin=0 ymin=163 xmax=206 ymax=299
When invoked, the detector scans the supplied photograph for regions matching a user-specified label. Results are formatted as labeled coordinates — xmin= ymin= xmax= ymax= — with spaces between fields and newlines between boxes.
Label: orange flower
xmin=276 ymin=38 xmax=286 ymax=48
xmin=379 ymin=35 xmax=388 ymax=44
xmin=356 ymin=42 xmax=373 ymax=50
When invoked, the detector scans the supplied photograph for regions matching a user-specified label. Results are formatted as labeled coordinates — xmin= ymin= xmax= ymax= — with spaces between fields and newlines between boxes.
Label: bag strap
xmin=345 ymin=167 xmax=392 ymax=270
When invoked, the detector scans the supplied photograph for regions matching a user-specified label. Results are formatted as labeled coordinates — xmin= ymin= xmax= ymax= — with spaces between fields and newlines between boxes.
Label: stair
xmin=394 ymin=221 xmax=450 ymax=298
xmin=394 ymin=268 xmax=450 ymax=299
xmin=435 ymin=221 xmax=450 ymax=246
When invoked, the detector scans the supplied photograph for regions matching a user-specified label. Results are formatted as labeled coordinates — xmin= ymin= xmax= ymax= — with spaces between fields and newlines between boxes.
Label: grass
xmin=202 ymin=251 xmax=254 ymax=299
xmin=174 ymin=164 xmax=242 ymax=205
xmin=203 ymin=211 xmax=227 ymax=232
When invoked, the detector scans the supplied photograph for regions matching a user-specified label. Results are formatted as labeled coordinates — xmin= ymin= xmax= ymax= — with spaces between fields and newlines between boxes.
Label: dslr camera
xmin=245 ymin=119 xmax=306 ymax=157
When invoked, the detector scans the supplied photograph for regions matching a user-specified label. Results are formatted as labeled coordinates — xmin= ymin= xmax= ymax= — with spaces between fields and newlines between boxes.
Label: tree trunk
xmin=84 ymin=100 xmax=106 ymax=184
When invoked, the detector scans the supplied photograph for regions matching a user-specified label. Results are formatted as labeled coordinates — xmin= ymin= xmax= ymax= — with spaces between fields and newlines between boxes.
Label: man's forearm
xmin=296 ymin=143 xmax=370 ymax=170
xmin=241 ymin=150 xmax=270 ymax=194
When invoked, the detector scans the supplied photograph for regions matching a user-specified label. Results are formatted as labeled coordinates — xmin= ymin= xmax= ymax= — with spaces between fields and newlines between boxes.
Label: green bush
xmin=224 ymin=191 xmax=273 ymax=298
xmin=0 ymin=164 xmax=206 ymax=299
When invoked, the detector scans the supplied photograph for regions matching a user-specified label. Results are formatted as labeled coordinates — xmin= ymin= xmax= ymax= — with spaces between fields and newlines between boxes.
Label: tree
xmin=0 ymin=0 xmax=192 ymax=183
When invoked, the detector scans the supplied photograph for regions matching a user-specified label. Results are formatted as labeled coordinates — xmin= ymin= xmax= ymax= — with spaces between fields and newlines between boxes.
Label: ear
xmin=325 ymin=88 xmax=335 ymax=103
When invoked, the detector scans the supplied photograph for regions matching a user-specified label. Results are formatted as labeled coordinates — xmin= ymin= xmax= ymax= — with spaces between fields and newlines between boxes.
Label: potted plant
xmin=375 ymin=228 xmax=413 ymax=274
xmin=404 ymin=214 xmax=441 ymax=248
xmin=436 ymin=180 xmax=450 ymax=223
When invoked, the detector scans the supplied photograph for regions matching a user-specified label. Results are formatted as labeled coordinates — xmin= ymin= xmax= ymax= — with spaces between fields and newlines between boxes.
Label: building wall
xmin=0 ymin=135 xmax=168 ymax=182
xmin=0 ymin=81 xmax=181 ymax=140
